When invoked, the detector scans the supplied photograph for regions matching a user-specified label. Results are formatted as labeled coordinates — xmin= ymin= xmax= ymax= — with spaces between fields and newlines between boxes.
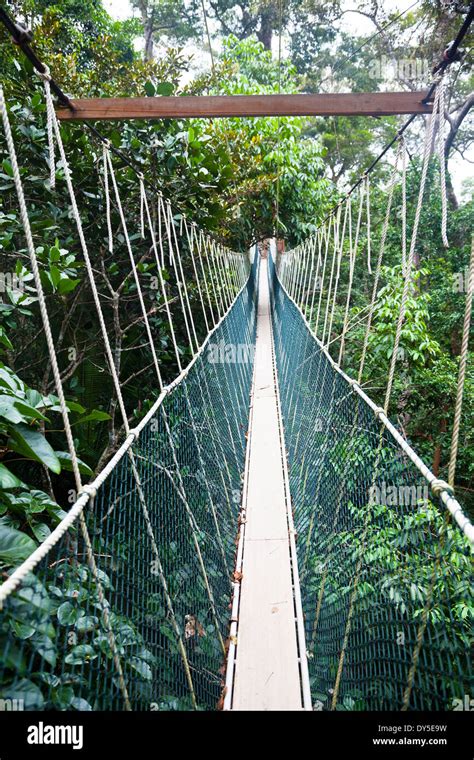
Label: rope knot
xmin=373 ymin=405 xmax=385 ymax=421
xmin=128 ymin=428 xmax=139 ymax=442
xmin=79 ymin=483 xmax=97 ymax=500
xmin=35 ymin=65 xmax=52 ymax=82
xmin=430 ymin=478 xmax=454 ymax=498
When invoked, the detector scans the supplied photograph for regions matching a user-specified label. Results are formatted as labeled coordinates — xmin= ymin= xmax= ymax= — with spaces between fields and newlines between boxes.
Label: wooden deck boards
xmin=231 ymin=258 xmax=303 ymax=711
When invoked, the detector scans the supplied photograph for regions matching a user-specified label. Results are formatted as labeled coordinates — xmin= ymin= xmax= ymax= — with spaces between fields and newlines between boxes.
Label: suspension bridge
xmin=0 ymin=5 xmax=473 ymax=713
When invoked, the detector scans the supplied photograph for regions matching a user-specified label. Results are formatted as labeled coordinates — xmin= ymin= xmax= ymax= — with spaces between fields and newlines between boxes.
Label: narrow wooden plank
xmin=231 ymin=258 xmax=302 ymax=711
xmin=56 ymin=92 xmax=433 ymax=121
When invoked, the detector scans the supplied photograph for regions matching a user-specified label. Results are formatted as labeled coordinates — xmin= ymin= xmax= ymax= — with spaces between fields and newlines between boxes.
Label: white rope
xmin=143 ymin=188 xmax=183 ymax=372
xmin=105 ymin=148 xmax=163 ymax=387
xmin=7 ymin=83 xmax=133 ymax=708
xmin=448 ymin=234 xmax=474 ymax=486
xmin=0 ymin=85 xmax=81 ymax=490
xmin=139 ymin=175 xmax=146 ymax=239
xmin=35 ymin=68 xmax=56 ymax=189
xmin=366 ymin=174 xmax=371 ymax=274
xmin=103 ymin=143 xmax=114 ymax=253
xmin=42 ymin=82 xmax=131 ymax=434
xmin=401 ymin=138 xmax=407 ymax=277
xmin=384 ymin=83 xmax=442 ymax=414
xmin=326 ymin=199 xmax=348 ymax=348
xmin=160 ymin=195 xmax=195 ymax=355
xmin=437 ymin=76 xmax=449 ymax=248
xmin=358 ymin=138 xmax=405 ymax=383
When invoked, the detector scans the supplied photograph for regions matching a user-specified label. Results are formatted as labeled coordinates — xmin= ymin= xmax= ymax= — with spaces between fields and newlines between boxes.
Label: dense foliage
xmin=0 ymin=0 xmax=472 ymax=710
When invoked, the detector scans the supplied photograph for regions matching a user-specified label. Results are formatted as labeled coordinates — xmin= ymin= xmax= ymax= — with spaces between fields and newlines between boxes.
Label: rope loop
xmin=430 ymin=478 xmax=454 ymax=498
xmin=35 ymin=64 xmax=51 ymax=82
xmin=79 ymin=483 xmax=98 ymax=500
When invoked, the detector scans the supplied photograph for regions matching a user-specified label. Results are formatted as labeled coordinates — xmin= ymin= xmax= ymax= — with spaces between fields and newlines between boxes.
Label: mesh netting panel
xmin=269 ymin=254 xmax=472 ymax=711
xmin=0 ymin=262 xmax=257 ymax=711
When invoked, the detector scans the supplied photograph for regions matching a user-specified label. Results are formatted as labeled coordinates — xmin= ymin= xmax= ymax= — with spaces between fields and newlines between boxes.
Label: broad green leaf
xmin=156 ymin=82 xmax=174 ymax=96
xmin=73 ymin=410 xmax=111 ymax=425
xmin=0 ymin=395 xmax=26 ymax=424
xmin=0 ymin=524 xmax=36 ymax=564
xmin=65 ymin=644 xmax=98 ymax=665
xmin=129 ymin=657 xmax=152 ymax=681
xmin=58 ymin=277 xmax=80 ymax=294
xmin=31 ymin=522 xmax=51 ymax=542
xmin=8 ymin=423 xmax=61 ymax=473
xmin=144 ymin=80 xmax=155 ymax=97
xmin=57 ymin=601 xmax=80 ymax=626
xmin=1 ymin=678 xmax=44 ymax=710
xmin=55 ymin=452 xmax=93 ymax=477
xmin=0 ymin=463 xmax=24 ymax=489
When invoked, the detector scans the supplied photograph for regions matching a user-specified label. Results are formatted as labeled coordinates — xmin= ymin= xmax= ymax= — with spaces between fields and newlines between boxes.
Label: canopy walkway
xmin=0 ymin=10 xmax=473 ymax=713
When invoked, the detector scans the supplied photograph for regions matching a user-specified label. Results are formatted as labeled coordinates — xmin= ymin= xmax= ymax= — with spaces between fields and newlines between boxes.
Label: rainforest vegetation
xmin=0 ymin=0 xmax=472 ymax=710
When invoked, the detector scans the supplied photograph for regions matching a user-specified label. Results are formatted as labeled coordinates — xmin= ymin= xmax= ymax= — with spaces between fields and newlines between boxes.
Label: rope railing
xmin=269 ymin=246 xmax=473 ymax=710
xmin=0 ymin=82 xmax=257 ymax=711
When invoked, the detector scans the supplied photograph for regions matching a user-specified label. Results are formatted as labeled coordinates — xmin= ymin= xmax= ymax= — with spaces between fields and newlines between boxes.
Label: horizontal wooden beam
xmin=56 ymin=92 xmax=433 ymax=121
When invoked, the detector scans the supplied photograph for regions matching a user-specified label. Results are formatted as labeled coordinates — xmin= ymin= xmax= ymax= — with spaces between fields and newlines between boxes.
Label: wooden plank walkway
xmin=230 ymin=257 xmax=304 ymax=711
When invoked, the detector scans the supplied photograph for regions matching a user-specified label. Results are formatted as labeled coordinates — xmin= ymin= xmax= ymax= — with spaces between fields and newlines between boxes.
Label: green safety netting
xmin=268 ymin=253 xmax=472 ymax=711
xmin=0 ymin=254 xmax=258 ymax=711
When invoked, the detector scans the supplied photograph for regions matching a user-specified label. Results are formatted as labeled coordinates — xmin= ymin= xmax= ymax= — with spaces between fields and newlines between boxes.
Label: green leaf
xmin=0 ymin=524 xmax=36 ymax=565
xmin=156 ymin=82 xmax=174 ymax=96
xmin=2 ymin=159 xmax=13 ymax=178
xmin=8 ymin=423 xmax=61 ymax=473
xmin=57 ymin=601 xmax=80 ymax=626
xmin=30 ymin=633 xmax=57 ymax=667
xmin=0 ymin=395 xmax=26 ymax=424
xmin=76 ymin=615 xmax=99 ymax=632
xmin=129 ymin=656 xmax=152 ymax=681
xmin=0 ymin=328 xmax=13 ymax=351
xmin=31 ymin=522 xmax=51 ymax=542
xmin=73 ymin=409 xmax=111 ymax=425
xmin=144 ymin=80 xmax=156 ymax=97
xmin=71 ymin=696 xmax=93 ymax=711
xmin=2 ymin=678 xmax=44 ymax=710
xmin=65 ymin=644 xmax=98 ymax=665
xmin=58 ymin=277 xmax=80 ymax=295
xmin=55 ymin=452 xmax=93 ymax=477
xmin=0 ymin=463 xmax=24 ymax=489
xmin=49 ymin=265 xmax=61 ymax=288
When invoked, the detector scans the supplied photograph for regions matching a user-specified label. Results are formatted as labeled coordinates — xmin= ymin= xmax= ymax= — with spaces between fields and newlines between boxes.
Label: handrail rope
xmin=47 ymin=81 xmax=199 ymax=707
xmin=437 ymin=77 xmax=449 ymax=248
xmin=0 ymin=267 xmax=252 ymax=605
xmin=331 ymin=93 xmax=448 ymax=705
xmin=272 ymin=247 xmax=474 ymax=547
xmin=1 ymin=82 xmax=132 ymax=711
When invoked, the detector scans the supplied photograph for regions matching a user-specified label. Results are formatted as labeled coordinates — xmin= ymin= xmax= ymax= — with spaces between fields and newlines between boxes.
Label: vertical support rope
xmin=384 ymin=83 xmax=442 ymax=414
xmin=448 ymin=234 xmax=474 ymax=486
xmin=437 ymin=76 xmax=449 ymax=248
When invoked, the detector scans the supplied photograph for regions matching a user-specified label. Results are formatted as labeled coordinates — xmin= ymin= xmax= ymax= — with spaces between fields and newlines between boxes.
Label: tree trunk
xmin=257 ymin=7 xmax=274 ymax=50
xmin=144 ymin=18 xmax=154 ymax=61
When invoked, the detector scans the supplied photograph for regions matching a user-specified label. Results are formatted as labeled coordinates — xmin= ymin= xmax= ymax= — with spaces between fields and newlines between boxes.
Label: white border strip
xmin=273 ymin=258 xmax=474 ymax=548
xmin=0 ymin=264 xmax=253 ymax=604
